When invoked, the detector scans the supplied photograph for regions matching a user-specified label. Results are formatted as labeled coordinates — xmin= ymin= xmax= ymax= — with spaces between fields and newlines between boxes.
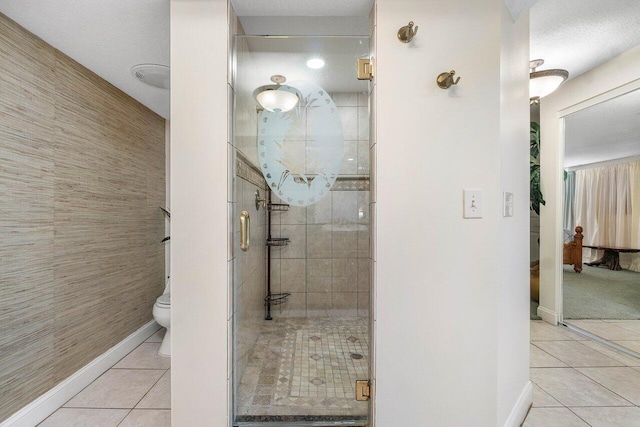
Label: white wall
xmin=374 ymin=0 xmax=530 ymax=425
xmin=497 ymin=6 xmax=533 ymax=425
xmin=170 ymin=0 xmax=229 ymax=425
xmin=538 ymin=44 xmax=640 ymax=324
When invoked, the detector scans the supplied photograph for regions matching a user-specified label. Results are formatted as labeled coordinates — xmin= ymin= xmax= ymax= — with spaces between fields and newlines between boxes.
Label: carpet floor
xmin=530 ymin=299 xmax=541 ymax=320
xmin=563 ymin=265 xmax=640 ymax=319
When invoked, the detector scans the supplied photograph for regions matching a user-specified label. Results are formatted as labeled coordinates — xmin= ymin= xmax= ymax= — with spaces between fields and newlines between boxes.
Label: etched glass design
xmin=258 ymin=80 xmax=343 ymax=206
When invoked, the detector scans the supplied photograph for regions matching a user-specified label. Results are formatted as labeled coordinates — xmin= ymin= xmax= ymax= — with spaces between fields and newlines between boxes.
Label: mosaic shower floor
xmin=236 ymin=317 xmax=369 ymax=421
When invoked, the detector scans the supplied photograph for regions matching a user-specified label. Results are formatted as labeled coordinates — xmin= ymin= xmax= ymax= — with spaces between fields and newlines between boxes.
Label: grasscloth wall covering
xmin=0 ymin=14 xmax=165 ymax=422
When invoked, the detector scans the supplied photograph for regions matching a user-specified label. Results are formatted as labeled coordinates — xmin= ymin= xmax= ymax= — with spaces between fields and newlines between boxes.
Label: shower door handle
xmin=240 ymin=211 xmax=250 ymax=252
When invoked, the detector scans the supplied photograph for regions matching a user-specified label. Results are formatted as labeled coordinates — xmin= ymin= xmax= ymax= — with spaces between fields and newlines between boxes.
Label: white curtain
xmin=563 ymin=171 xmax=576 ymax=232
xmin=574 ymin=161 xmax=640 ymax=271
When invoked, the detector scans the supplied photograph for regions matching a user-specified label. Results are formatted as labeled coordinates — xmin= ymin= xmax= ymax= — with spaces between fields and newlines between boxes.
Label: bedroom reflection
xmin=561 ymin=88 xmax=640 ymax=354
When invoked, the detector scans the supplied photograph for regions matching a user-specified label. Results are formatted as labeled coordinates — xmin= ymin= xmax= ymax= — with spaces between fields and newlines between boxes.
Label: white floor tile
xmin=38 ymin=408 xmax=128 ymax=427
xmin=113 ymin=343 xmax=171 ymax=370
xmin=523 ymin=407 xmax=588 ymax=427
xmin=577 ymin=367 xmax=640 ymax=405
xmin=579 ymin=340 xmax=640 ymax=367
xmin=137 ymin=370 xmax=171 ymax=409
xmin=119 ymin=409 xmax=171 ymax=427
xmin=530 ymin=344 xmax=568 ymax=368
xmin=530 ymin=321 xmax=585 ymax=341
xmin=532 ymin=384 xmax=563 ymax=408
xmin=568 ymin=320 xmax=640 ymax=341
xmin=145 ymin=328 xmax=166 ymax=343
xmin=533 ymin=341 xmax=623 ymax=367
xmin=571 ymin=406 xmax=640 ymax=427
xmin=64 ymin=369 xmax=165 ymax=409
xmin=530 ymin=367 xmax=632 ymax=407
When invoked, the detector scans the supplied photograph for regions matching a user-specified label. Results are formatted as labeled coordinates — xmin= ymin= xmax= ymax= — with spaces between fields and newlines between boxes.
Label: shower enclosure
xmin=231 ymin=36 xmax=371 ymax=425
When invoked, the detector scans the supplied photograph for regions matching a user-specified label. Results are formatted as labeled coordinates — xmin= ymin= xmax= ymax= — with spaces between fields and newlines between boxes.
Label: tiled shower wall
xmin=0 ymin=14 xmax=165 ymax=422
xmin=269 ymin=93 xmax=371 ymax=318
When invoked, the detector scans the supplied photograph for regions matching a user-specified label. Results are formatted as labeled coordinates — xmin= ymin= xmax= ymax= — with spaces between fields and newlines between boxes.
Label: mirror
xmin=562 ymin=88 xmax=640 ymax=354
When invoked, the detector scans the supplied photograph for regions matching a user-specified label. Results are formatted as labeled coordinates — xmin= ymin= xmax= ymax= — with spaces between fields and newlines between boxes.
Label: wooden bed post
xmin=563 ymin=225 xmax=584 ymax=273
xmin=573 ymin=226 xmax=583 ymax=273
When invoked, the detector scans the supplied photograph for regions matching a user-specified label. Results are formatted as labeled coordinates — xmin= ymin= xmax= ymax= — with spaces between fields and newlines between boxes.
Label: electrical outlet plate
xmin=463 ymin=189 xmax=483 ymax=219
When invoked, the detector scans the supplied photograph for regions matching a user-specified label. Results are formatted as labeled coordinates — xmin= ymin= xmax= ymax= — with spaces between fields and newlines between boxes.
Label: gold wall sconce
xmin=437 ymin=70 xmax=461 ymax=89
xmin=397 ymin=21 xmax=418 ymax=43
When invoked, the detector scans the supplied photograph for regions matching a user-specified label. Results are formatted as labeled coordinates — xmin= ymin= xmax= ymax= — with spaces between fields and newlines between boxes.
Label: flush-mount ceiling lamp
xmin=254 ymin=75 xmax=301 ymax=113
xmin=529 ymin=59 xmax=568 ymax=104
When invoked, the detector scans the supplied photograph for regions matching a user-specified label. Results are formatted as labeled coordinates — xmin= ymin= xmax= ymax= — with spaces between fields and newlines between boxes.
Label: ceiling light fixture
xmin=131 ymin=64 xmax=170 ymax=89
xmin=254 ymin=75 xmax=301 ymax=113
xmin=529 ymin=59 xmax=568 ymax=104
xmin=306 ymin=58 xmax=325 ymax=69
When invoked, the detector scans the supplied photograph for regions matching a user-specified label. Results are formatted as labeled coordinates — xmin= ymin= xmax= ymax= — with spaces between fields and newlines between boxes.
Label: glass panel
xmin=232 ymin=36 xmax=370 ymax=425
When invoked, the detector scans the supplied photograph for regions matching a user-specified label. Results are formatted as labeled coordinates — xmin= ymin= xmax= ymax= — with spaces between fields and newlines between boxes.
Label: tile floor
xmin=525 ymin=320 xmax=640 ymax=426
xmin=38 ymin=321 xmax=640 ymax=426
xmin=236 ymin=317 xmax=369 ymax=420
xmin=564 ymin=319 xmax=640 ymax=355
xmin=38 ymin=328 xmax=170 ymax=427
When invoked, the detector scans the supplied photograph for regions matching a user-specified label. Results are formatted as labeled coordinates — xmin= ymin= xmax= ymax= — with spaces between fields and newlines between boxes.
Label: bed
xmin=563 ymin=226 xmax=583 ymax=273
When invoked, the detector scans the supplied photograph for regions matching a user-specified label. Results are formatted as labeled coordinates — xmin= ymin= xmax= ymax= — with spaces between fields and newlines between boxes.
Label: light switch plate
xmin=463 ymin=189 xmax=483 ymax=219
xmin=503 ymin=192 xmax=514 ymax=217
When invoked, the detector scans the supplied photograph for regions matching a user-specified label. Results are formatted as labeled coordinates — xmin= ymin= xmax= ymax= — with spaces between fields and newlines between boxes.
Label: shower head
xmin=254 ymin=75 xmax=301 ymax=113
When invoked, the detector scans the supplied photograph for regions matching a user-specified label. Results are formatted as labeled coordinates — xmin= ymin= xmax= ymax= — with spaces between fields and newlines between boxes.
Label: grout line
xmin=535 ymin=366 xmax=636 ymax=408
xmin=530 ymin=342 xmax=571 ymax=367
xmin=115 ymin=408 xmax=134 ymax=427
xmin=564 ymin=406 xmax=595 ymax=427
xmin=562 ymin=323 xmax=640 ymax=360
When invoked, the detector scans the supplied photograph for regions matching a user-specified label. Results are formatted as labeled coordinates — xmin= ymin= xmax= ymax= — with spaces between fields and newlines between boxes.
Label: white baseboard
xmin=1 ymin=321 xmax=160 ymax=427
xmin=503 ymin=381 xmax=533 ymax=427
xmin=537 ymin=305 xmax=558 ymax=325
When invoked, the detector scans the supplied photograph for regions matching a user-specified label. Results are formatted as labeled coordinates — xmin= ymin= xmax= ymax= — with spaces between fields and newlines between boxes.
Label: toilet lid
xmin=156 ymin=293 xmax=170 ymax=306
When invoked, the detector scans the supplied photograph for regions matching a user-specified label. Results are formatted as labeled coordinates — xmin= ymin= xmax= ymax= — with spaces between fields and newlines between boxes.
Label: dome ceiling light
xmin=254 ymin=75 xmax=301 ymax=113
xmin=529 ymin=59 xmax=568 ymax=104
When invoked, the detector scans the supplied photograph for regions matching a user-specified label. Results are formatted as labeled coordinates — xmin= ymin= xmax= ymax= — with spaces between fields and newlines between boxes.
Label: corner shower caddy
xmin=256 ymin=189 xmax=291 ymax=320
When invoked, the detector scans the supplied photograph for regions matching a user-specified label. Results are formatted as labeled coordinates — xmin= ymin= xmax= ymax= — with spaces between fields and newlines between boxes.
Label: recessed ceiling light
xmin=306 ymin=58 xmax=325 ymax=69
xmin=131 ymin=64 xmax=170 ymax=90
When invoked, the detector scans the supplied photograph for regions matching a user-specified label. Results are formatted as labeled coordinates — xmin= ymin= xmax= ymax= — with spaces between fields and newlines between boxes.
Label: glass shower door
xmin=231 ymin=36 xmax=371 ymax=425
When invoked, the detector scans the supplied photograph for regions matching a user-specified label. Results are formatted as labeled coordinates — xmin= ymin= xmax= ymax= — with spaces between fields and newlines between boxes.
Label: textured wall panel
xmin=0 ymin=14 xmax=165 ymax=421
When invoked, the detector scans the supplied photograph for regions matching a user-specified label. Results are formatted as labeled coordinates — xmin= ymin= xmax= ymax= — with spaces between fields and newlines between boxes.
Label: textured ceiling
xmin=531 ymin=0 xmax=640 ymax=81
xmin=0 ymin=0 xmax=170 ymax=119
xmin=564 ymin=89 xmax=640 ymax=168
xmin=531 ymin=0 xmax=640 ymax=166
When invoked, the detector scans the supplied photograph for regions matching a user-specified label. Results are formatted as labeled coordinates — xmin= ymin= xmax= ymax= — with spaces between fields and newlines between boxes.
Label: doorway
xmin=230 ymin=35 xmax=372 ymax=425
xmin=560 ymin=88 xmax=640 ymax=356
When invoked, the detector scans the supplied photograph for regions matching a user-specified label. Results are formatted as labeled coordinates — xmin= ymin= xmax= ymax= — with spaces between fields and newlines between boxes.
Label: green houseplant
xmin=530 ymin=122 xmax=545 ymax=215
xmin=530 ymin=122 xmax=544 ymax=302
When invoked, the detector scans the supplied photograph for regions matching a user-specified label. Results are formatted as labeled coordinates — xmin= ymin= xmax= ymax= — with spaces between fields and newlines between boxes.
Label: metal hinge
xmin=355 ymin=380 xmax=371 ymax=401
xmin=357 ymin=58 xmax=373 ymax=81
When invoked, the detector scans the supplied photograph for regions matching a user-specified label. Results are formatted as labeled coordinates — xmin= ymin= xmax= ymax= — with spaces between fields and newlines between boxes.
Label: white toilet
xmin=152 ymin=282 xmax=171 ymax=357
